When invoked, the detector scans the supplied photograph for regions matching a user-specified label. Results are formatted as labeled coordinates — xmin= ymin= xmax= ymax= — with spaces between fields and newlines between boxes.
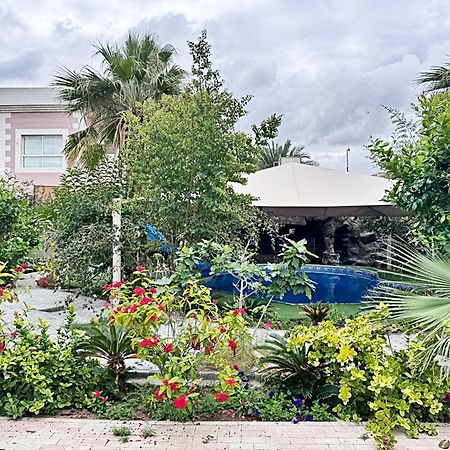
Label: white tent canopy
xmin=234 ymin=162 xmax=406 ymax=217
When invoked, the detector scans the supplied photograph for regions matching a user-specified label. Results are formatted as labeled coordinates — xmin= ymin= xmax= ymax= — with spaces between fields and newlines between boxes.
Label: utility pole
xmin=346 ymin=148 xmax=350 ymax=172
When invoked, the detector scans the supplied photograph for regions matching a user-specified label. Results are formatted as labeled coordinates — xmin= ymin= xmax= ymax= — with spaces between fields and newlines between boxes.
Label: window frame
xmin=15 ymin=129 xmax=68 ymax=173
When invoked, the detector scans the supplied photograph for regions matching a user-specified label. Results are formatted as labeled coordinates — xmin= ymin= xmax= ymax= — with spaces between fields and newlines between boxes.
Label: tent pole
xmin=112 ymin=198 xmax=122 ymax=283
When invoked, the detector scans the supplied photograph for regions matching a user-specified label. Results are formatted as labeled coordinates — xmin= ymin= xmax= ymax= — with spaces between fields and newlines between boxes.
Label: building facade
xmin=0 ymin=87 xmax=81 ymax=188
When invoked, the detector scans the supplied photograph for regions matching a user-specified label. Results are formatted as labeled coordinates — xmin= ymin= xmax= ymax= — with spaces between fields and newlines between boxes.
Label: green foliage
xmin=258 ymin=334 xmax=338 ymax=400
xmin=123 ymin=31 xmax=281 ymax=249
xmin=54 ymin=33 xmax=186 ymax=168
xmin=112 ymin=426 xmax=131 ymax=443
xmin=366 ymin=241 xmax=450 ymax=377
xmin=259 ymin=139 xmax=318 ymax=170
xmin=0 ymin=175 xmax=40 ymax=266
xmin=48 ymin=160 xmax=153 ymax=293
xmin=141 ymin=427 xmax=156 ymax=438
xmin=0 ymin=306 xmax=104 ymax=418
xmin=287 ymin=310 xmax=450 ymax=449
xmin=302 ymin=302 xmax=332 ymax=325
xmin=75 ymin=320 xmax=136 ymax=388
xmin=369 ymin=95 xmax=450 ymax=250
xmin=100 ymin=401 xmax=137 ymax=420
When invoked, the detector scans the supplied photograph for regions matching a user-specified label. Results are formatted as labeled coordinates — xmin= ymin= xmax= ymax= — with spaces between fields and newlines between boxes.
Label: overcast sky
xmin=1 ymin=0 xmax=450 ymax=173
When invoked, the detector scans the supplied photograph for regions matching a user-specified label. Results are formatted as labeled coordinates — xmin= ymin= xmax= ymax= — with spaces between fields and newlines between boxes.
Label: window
xmin=21 ymin=135 xmax=63 ymax=169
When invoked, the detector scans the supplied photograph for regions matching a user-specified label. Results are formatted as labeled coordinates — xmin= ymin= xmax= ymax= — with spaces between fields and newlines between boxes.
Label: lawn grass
xmin=211 ymin=290 xmax=361 ymax=321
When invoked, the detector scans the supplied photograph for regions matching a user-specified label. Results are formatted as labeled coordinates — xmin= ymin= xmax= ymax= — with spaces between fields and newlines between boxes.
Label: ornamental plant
xmin=108 ymin=268 xmax=251 ymax=412
xmin=287 ymin=306 xmax=450 ymax=449
xmin=0 ymin=304 xmax=104 ymax=418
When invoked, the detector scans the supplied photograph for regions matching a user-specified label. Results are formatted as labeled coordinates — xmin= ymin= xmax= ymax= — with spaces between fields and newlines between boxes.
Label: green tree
xmin=368 ymin=95 xmax=450 ymax=249
xmin=417 ymin=60 xmax=450 ymax=92
xmin=259 ymin=139 xmax=317 ymax=170
xmin=53 ymin=33 xmax=186 ymax=168
xmin=123 ymin=31 xmax=281 ymax=250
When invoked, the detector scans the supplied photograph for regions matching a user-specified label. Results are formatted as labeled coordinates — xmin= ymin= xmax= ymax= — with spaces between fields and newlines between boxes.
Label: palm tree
xmin=53 ymin=33 xmax=186 ymax=168
xmin=259 ymin=139 xmax=318 ymax=170
xmin=366 ymin=240 xmax=450 ymax=376
xmin=416 ymin=61 xmax=450 ymax=92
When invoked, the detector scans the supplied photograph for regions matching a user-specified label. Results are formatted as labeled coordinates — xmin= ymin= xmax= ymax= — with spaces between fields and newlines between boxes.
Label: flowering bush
xmin=107 ymin=269 xmax=250 ymax=412
xmin=0 ymin=305 xmax=105 ymax=418
xmin=287 ymin=306 xmax=450 ymax=449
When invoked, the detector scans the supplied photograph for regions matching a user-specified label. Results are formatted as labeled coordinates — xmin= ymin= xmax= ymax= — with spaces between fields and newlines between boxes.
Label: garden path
xmin=0 ymin=417 xmax=446 ymax=449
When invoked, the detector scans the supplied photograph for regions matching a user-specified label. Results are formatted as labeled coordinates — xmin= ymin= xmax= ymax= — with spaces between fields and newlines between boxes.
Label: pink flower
xmin=133 ymin=287 xmax=146 ymax=296
xmin=102 ymin=396 xmax=108 ymax=402
xmin=21 ymin=263 xmax=30 ymax=269
xmin=112 ymin=281 xmax=123 ymax=288
xmin=14 ymin=267 xmax=24 ymax=273
xmin=212 ymin=298 xmax=218 ymax=305
xmin=10 ymin=331 xmax=18 ymax=338
xmin=103 ymin=301 xmax=112 ymax=309
xmin=225 ymin=378 xmax=237 ymax=386
xmin=219 ymin=326 xmax=227 ymax=334
xmin=93 ymin=390 xmax=102 ymax=398
xmin=232 ymin=308 xmax=246 ymax=316
xmin=215 ymin=392 xmax=229 ymax=403
xmin=228 ymin=339 xmax=238 ymax=354
xmin=149 ymin=287 xmax=157 ymax=294
xmin=140 ymin=297 xmax=152 ymax=305
xmin=0 ymin=342 xmax=5 ymax=353
xmin=174 ymin=394 xmax=189 ymax=410
xmin=103 ymin=284 xmax=112 ymax=291
xmin=0 ymin=288 xmax=4 ymax=297
xmin=163 ymin=343 xmax=174 ymax=353
xmin=139 ymin=336 xmax=159 ymax=348
xmin=136 ymin=266 xmax=146 ymax=272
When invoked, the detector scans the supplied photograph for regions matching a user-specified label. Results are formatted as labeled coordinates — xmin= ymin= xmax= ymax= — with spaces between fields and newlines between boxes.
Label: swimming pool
xmin=203 ymin=265 xmax=380 ymax=304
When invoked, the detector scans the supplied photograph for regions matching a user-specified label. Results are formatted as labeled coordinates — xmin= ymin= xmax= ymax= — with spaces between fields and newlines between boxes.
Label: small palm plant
xmin=302 ymin=302 xmax=332 ymax=325
xmin=366 ymin=240 xmax=450 ymax=376
xmin=258 ymin=334 xmax=337 ymax=400
xmin=75 ymin=321 xmax=136 ymax=388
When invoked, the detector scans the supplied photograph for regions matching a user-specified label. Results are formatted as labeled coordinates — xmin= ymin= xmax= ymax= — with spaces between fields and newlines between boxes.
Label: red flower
xmin=139 ymin=336 xmax=159 ymax=348
xmin=149 ymin=314 xmax=158 ymax=322
xmin=219 ymin=326 xmax=227 ymax=334
xmin=233 ymin=364 xmax=240 ymax=371
xmin=21 ymin=263 xmax=30 ymax=269
xmin=140 ymin=297 xmax=152 ymax=305
xmin=158 ymin=304 xmax=165 ymax=311
xmin=241 ymin=401 xmax=247 ymax=406
xmin=212 ymin=298 xmax=218 ymax=305
xmin=225 ymin=378 xmax=237 ymax=386
xmin=124 ymin=304 xmax=138 ymax=314
xmin=174 ymin=394 xmax=189 ymax=410
xmin=170 ymin=382 xmax=179 ymax=392
xmin=228 ymin=339 xmax=238 ymax=353
xmin=0 ymin=342 xmax=5 ymax=353
xmin=133 ymin=287 xmax=146 ymax=296
xmin=232 ymin=308 xmax=246 ymax=316
xmin=189 ymin=312 xmax=197 ymax=318
xmin=14 ymin=267 xmax=24 ymax=273
xmin=0 ymin=288 xmax=4 ymax=297
xmin=93 ymin=390 xmax=102 ymax=398
xmin=155 ymin=387 xmax=166 ymax=401
xmin=10 ymin=331 xmax=18 ymax=338
xmin=163 ymin=343 xmax=174 ymax=353
xmin=103 ymin=284 xmax=112 ymax=291
xmin=215 ymin=392 xmax=229 ymax=403
xmin=149 ymin=287 xmax=157 ymax=294
xmin=162 ymin=379 xmax=169 ymax=386
xmin=136 ymin=266 xmax=146 ymax=272
xmin=112 ymin=281 xmax=123 ymax=288
xmin=102 ymin=396 xmax=109 ymax=402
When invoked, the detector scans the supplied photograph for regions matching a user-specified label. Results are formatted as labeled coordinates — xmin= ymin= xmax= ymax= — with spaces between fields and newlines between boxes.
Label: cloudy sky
xmin=1 ymin=0 xmax=450 ymax=173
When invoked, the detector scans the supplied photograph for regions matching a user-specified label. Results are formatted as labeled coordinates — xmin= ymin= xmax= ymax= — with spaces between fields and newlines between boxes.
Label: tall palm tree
xmin=53 ymin=33 xmax=186 ymax=168
xmin=416 ymin=61 xmax=450 ymax=92
xmin=259 ymin=139 xmax=318 ymax=170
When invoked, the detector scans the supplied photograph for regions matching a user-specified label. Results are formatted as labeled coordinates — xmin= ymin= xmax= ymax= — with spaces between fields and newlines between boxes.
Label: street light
xmin=346 ymin=148 xmax=350 ymax=173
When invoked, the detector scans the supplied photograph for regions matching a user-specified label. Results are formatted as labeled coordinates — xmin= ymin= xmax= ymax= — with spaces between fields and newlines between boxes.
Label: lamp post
xmin=346 ymin=148 xmax=350 ymax=173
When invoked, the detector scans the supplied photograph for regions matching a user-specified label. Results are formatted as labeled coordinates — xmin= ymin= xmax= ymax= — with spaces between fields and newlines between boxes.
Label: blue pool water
xmin=203 ymin=265 xmax=380 ymax=304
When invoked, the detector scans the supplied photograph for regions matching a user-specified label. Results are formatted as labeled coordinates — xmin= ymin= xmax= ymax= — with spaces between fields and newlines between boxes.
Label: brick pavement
xmin=0 ymin=418 xmax=448 ymax=450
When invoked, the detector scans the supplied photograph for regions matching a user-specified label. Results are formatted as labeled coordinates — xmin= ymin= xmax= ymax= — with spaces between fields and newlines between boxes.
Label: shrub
xmin=287 ymin=307 xmax=450 ymax=449
xmin=0 ymin=175 xmax=40 ymax=266
xmin=0 ymin=305 xmax=105 ymax=418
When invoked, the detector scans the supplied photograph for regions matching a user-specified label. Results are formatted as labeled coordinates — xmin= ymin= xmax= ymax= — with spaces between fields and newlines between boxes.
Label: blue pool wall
xmin=202 ymin=265 xmax=380 ymax=304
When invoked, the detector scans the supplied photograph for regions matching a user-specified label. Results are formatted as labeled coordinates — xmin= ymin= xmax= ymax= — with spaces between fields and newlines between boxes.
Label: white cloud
xmin=2 ymin=0 xmax=450 ymax=173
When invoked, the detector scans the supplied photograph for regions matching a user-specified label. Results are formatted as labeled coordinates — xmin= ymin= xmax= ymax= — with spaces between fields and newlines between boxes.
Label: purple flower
xmin=306 ymin=414 xmax=313 ymax=421
xmin=291 ymin=417 xmax=300 ymax=424
xmin=268 ymin=392 xmax=274 ymax=399
xmin=293 ymin=397 xmax=303 ymax=407
xmin=242 ymin=376 xmax=249 ymax=383
xmin=253 ymin=408 xmax=260 ymax=416
xmin=238 ymin=370 xmax=245 ymax=377
xmin=297 ymin=410 xmax=303 ymax=416
xmin=244 ymin=383 xmax=249 ymax=390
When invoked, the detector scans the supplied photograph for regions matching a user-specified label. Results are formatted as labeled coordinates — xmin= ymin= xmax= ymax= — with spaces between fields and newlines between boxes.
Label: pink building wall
xmin=4 ymin=111 xmax=79 ymax=186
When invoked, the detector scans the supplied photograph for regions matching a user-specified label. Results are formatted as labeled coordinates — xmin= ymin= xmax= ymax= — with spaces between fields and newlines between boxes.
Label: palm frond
xmin=416 ymin=63 xmax=450 ymax=92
